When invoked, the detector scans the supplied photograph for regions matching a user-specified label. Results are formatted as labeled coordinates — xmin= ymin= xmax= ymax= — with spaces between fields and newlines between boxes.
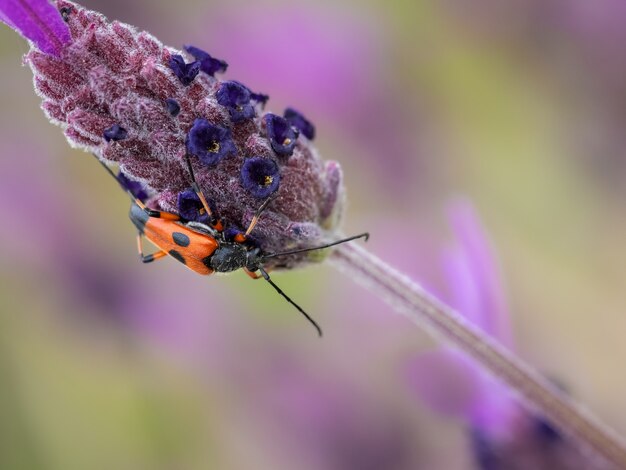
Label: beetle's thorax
xmin=208 ymin=242 xmax=248 ymax=272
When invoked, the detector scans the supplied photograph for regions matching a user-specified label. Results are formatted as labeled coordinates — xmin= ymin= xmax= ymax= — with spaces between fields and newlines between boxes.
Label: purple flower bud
xmin=177 ymin=189 xmax=212 ymax=225
xmin=165 ymin=98 xmax=180 ymax=117
xmin=240 ymin=157 xmax=280 ymax=199
xmin=168 ymin=54 xmax=200 ymax=86
xmin=184 ymin=44 xmax=228 ymax=76
xmin=265 ymin=113 xmax=298 ymax=157
xmin=186 ymin=118 xmax=237 ymax=166
xmin=216 ymin=80 xmax=255 ymax=122
xmin=284 ymin=107 xmax=315 ymax=140
xmin=103 ymin=124 xmax=128 ymax=142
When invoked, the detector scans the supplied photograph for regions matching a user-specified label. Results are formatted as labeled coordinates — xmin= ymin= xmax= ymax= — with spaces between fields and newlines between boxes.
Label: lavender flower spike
xmin=0 ymin=0 xmax=71 ymax=56
xmin=21 ymin=0 xmax=345 ymax=272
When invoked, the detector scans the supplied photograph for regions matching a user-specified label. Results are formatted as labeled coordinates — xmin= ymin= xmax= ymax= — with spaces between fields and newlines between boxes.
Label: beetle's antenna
xmin=262 ymin=233 xmax=369 ymax=261
xmin=92 ymin=152 xmax=119 ymax=182
xmin=91 ymin=153 xmax=136 ymax=202
xmin=258 ymin=267 xmax=323 ymax=337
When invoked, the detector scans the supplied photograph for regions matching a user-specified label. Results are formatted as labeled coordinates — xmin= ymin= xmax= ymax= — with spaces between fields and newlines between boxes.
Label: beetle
xmin=95 ymin=153 xmax=368 ymax=336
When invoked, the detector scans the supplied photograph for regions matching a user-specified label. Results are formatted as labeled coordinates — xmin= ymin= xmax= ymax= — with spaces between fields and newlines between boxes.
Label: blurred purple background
xmin=0 ymin=0 xmax=625 ymax=468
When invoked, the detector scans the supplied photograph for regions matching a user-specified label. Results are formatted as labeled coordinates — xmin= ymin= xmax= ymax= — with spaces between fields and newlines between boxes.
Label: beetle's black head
xmin=244 ymin=247 xmax=264 ymax=273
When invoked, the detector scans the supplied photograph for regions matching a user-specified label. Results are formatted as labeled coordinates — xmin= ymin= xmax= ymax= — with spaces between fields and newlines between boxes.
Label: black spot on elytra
xmin=172 ymin=231 xmax=191 ymax=247
xmin=169 ymin=249 xmax=186 ymax=265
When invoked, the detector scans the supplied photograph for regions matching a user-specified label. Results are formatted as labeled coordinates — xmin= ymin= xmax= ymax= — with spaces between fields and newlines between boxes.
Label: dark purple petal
xmin=186 ymin=118 xmax=237 ymax=166
xmin=0 ymin=0 xmax=71 ymax=57
xmin=177 ymin=189 xmax=212 ymax=224
xmin=216 ymin=80 xmax=255 ymax=122
xmin=241 ymin=157 xmax=280 ymax=199
xmin=251 ymin=91 xmax=269 ymax=106
xmin=117 ymin=172 xmax=149 ymax=202
xmin=284 ymin=107 xmax=315 ymax=140
xmin=165 ymin=98 xmax=180 ymax=117
xmin=103 ymin=124 xmax=128 ymax=142
xmin=168 ymin=54 xmax=200 ymax=86
xmin=265 ymin=113 xmax=298 ymax=157
xmin=184 ymin=44 xmax=228 ymax=76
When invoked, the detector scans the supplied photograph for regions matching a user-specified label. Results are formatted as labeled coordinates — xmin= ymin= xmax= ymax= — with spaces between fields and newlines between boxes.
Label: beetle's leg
xmin=137 ymin=233 xmax=167 ymax=263
xmin=244 ymin=268 xmax=263 ymax=279
xmin=134 ymin=198 xmax=180 ymax=221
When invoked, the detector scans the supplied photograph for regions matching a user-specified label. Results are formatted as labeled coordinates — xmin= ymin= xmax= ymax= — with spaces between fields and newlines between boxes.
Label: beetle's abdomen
xmin=132 ymin=208 xmax=219 ymax=275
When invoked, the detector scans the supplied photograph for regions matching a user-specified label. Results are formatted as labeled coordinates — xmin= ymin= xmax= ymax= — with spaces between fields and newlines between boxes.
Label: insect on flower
xmin=98 ymin=152 xmax=367 ymax=337
xmin=0 ymin=0 xmax=369 ymax=336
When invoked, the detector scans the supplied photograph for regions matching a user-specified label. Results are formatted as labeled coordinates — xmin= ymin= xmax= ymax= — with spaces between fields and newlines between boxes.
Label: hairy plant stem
xmin=330 ymin=242 xmax=626 ymax=469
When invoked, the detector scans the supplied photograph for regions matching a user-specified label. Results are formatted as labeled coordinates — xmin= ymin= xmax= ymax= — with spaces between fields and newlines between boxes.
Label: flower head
xmin=265 ymin=113 xmax=298 ymax=157
xmin=6 ymin=0 xmax=346 ymax=270
xmin=240 ymin=157 xmax=280 ymax=199
xmin=186 ymin=118 xmax=237 ymax=166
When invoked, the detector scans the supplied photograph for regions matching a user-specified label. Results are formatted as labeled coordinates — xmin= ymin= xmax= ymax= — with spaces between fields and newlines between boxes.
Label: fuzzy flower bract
xmin=1 ymin=0 xmax=345 ymax=270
